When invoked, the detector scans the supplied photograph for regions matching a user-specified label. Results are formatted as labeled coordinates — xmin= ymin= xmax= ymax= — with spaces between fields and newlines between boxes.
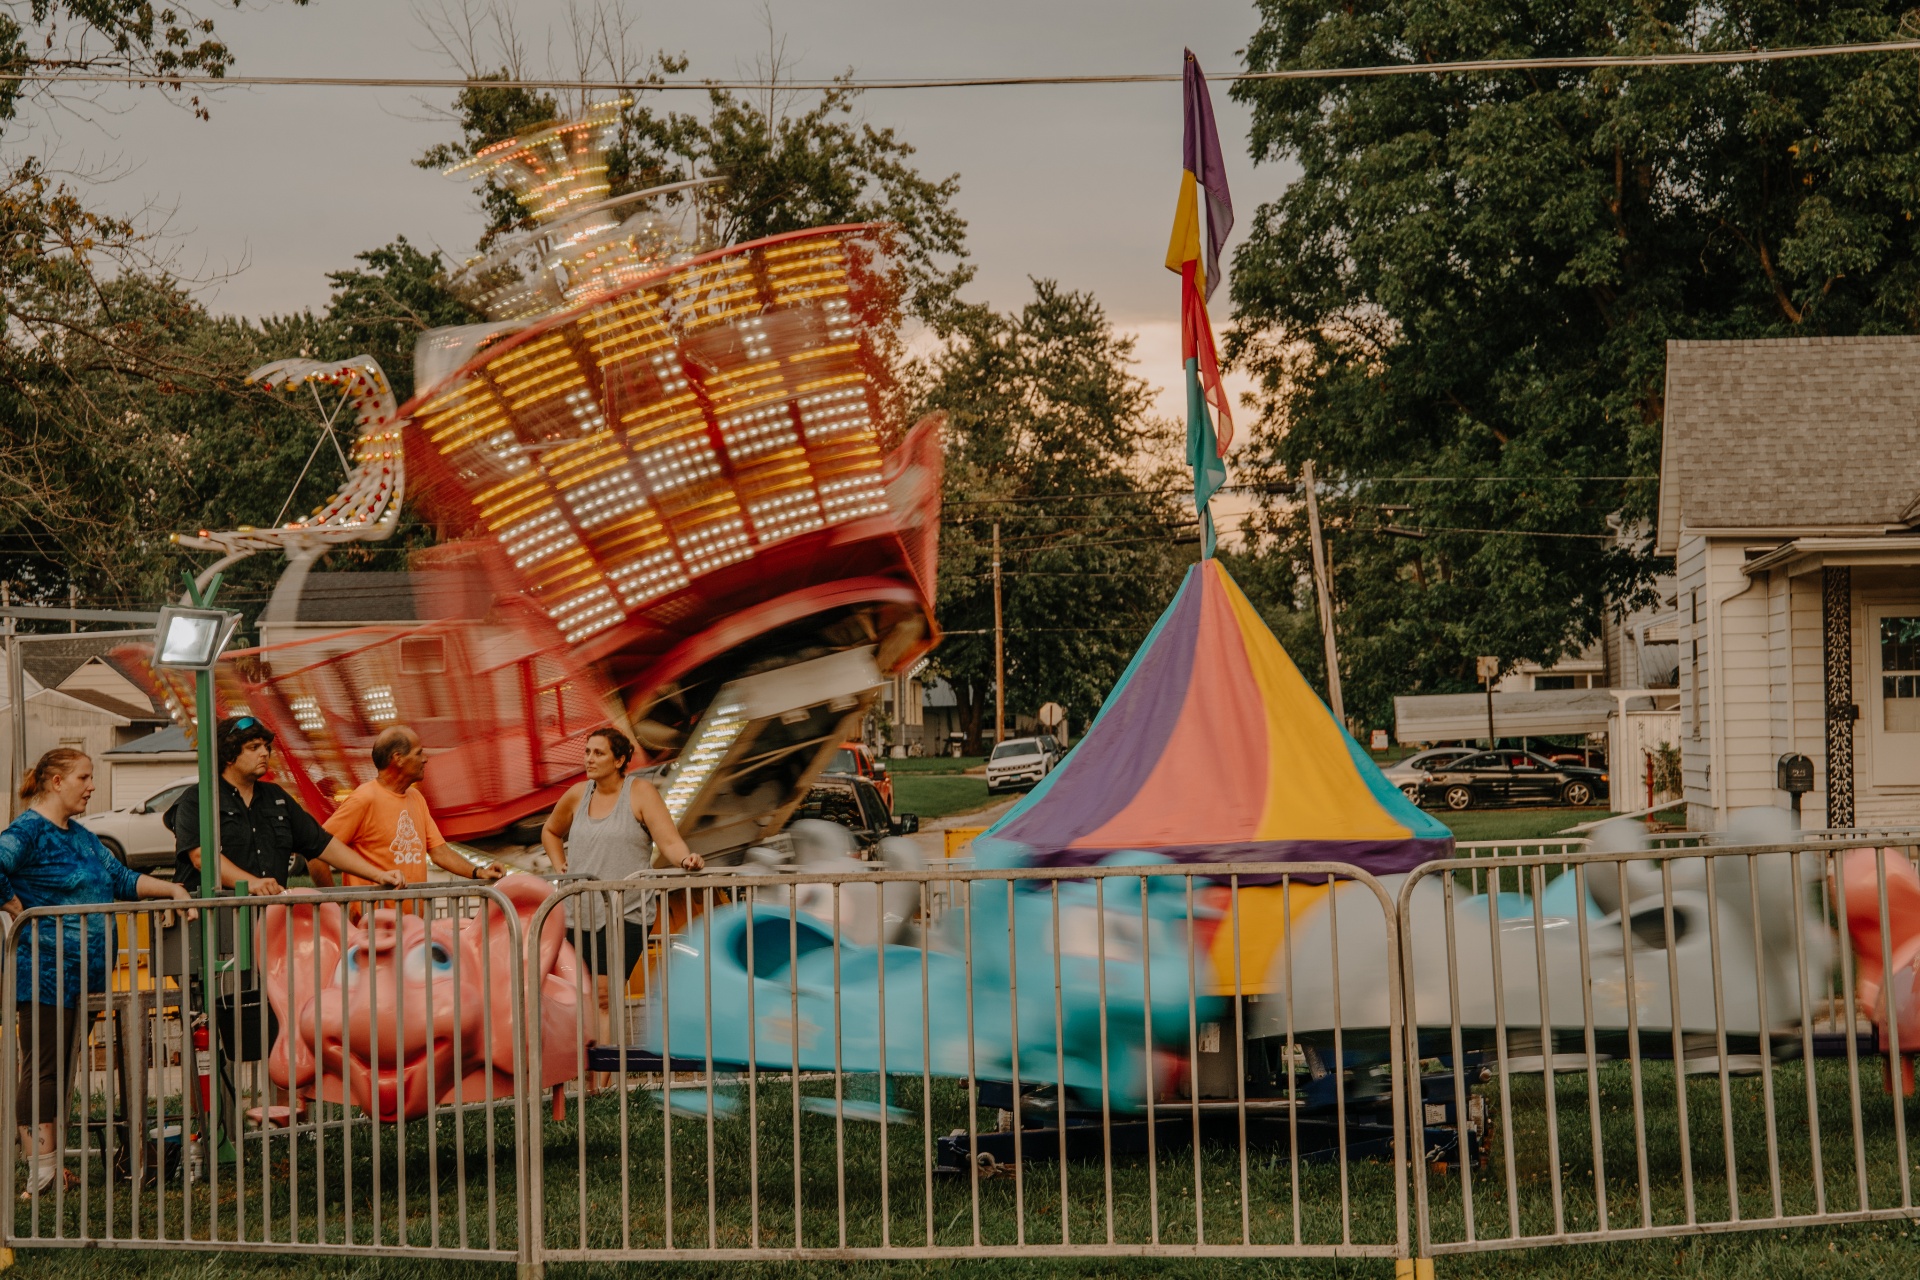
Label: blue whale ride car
xmin=639 ymin=852 xmax=1218 ymax=1123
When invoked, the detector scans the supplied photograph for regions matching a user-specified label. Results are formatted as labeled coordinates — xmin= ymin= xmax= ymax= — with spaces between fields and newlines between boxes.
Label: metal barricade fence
xmin=1399 ymin=839 xmax=1920 ymax=1259
xmin=526 ymin=862 xmax=1411 ymax=1262
xmin=0 ymin=883 xmax=531 ymax=1264
xmin=13 ymin=837 xmax=1920 ymax=1272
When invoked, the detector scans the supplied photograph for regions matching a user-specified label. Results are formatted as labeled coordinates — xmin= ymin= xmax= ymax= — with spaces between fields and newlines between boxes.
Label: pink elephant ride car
xmin=259 ymin=873 xmax=582 ymax=1122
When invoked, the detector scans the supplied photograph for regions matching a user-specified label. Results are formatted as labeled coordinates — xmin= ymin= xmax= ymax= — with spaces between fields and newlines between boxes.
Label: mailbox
xmin=1777 ymin=753 xmax=1815 ymax=794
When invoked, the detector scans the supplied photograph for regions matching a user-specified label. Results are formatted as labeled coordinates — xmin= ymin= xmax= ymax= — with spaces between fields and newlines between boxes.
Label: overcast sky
xmin=33 ymin=0 xmax=1285 ymax=427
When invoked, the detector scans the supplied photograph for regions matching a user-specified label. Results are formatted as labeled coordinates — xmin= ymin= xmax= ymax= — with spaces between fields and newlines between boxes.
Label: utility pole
xmin=992 ymin=522 xmax=1005 ymax=745
xmin=1302 ymin=462 xmax=1346 ymax=730
xmin=2 ymin=582 xmax=18 ymax=815
xmin=1477 ymin=656 xmax=1500 ymax=750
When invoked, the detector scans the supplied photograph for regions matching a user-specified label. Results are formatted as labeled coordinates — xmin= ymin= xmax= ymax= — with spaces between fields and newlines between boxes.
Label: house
xmin=99 ymin=724 xmax=197 ymax=811
xmin=1658 ymin=334 xmax=1920 ymax=830
xmin=22 ymin=637 xmax=172 ymax=749
xmin=0 ymin=649 xmax=133 ymax=810
xmin=256 ymin=569 xmax=418 ymax=648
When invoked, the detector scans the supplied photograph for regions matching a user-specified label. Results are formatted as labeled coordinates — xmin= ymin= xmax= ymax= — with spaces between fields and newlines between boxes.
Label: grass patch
xmin=15 ymin=1056 xmax=1920 ymax=1280
xmin=1434 ymin=808 xmax=1605 ymax=843
xmin=888 ymin=757 xmax=986 ymax=776
xmin=892 ymin=775 xmax=994 ymax=821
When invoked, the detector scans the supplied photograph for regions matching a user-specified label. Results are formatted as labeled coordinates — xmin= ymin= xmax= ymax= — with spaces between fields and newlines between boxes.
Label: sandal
xmin=18 ymin=1168 xmax=79 ymax=1200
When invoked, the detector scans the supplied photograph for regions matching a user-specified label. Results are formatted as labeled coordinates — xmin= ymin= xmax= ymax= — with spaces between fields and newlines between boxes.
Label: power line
xmin=943 ymin=477 xmax=1657 ymax=507
xmin=12 ymin=40 xmax=1920 ymax=92
xmin=1363 ymin=524 xmax=1623 ymax=541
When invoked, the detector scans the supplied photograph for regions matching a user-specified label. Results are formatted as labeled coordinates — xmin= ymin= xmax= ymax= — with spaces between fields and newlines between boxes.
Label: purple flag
xmin=1182 ymin=49 xmax=1234 ymax=303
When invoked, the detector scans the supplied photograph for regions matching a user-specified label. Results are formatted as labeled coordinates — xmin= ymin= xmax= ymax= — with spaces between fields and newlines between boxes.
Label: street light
xmin=152 ymin=606 xmax=238 ymax=671
xmin=151 ymin=594 xmax=240 ymax=1166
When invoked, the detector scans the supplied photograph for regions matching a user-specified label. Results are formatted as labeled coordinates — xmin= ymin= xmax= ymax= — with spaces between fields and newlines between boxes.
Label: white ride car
xmin=985 ymin=736 xmax=1059 ymax=795
xmin=77 ymin=777 xmax=195 ymax=870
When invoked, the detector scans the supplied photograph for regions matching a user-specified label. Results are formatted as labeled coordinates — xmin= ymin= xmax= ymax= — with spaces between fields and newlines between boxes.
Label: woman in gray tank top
xmin=542 ymin=728 xmax=700 ymax=1086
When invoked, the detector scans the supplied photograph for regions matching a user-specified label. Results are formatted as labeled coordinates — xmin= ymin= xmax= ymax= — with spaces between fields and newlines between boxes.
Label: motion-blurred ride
xmin=133 ymin=105 xmax=942 ymax=862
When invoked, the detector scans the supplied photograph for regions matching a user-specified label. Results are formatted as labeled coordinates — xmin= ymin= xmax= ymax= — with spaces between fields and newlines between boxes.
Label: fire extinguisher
xmin=192 ymin=1021 xmax=213 ymax=1117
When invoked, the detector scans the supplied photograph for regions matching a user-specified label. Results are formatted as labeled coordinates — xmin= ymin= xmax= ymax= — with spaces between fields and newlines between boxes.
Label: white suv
xmin=985 ymin=736 xmax=1058 ymax=795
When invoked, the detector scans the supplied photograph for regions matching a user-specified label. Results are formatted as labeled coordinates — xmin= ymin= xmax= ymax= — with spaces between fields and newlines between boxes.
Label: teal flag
xmin=1186 ymin=357 xmax=1225 ymax=557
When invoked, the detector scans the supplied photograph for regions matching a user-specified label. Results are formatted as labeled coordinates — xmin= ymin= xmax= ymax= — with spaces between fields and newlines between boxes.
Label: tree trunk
xmin=960 ymin=680 xmax=984 ymax=755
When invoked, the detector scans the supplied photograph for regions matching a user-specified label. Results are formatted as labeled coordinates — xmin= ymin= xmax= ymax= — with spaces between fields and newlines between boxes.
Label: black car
xmin=1419 ymin=750 xmax=1609 ymax=811
xmin=792 ymin=775 xmax=920 ymax=854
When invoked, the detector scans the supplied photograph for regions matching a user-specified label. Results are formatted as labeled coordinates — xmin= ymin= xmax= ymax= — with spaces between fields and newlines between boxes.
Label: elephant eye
xmin=403 ymin=942 xmax=456 ymax=981
xmin=333 ymin=946 xmax=368 ymax=988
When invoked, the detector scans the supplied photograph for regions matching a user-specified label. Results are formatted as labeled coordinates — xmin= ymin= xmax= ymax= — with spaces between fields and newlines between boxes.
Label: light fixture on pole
xmin=152 ymin=606 xmax=238 ymax=671
xmin=151 ymin=584 xmax=239 ymax=1166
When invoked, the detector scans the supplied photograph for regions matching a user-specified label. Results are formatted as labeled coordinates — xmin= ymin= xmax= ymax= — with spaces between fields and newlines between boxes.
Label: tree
xmin=913 ymin=283 xmax=1193 ymax=751
xmin=4 ymin=242 xmax=472 ymax=614
xmin=0 ymin=2 xmax=316 ymax=603
xmin=324 ymin=237 xmax=479 ymax=404
xmin=1226 ymin=0 xmax=1920 ymax=727
xmin=414 ymin=4 xmax=971 ymax=325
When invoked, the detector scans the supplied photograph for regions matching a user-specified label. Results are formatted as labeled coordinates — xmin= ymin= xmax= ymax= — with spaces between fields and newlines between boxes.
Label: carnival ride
xmin=130 ymin=100 xmax=1917 ymax=1178
xmin=141 ymin=100 xmax=940 ymax=852
xmin=258 ymin=874 xmax=582 ymax=1122
xmin=645 ymin=854 xmax=1212 ymax=1112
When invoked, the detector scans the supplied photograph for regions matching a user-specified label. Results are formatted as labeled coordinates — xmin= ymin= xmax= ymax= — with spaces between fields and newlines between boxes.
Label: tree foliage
xmin=1 ymin=242 xmax=471 ymax=611
xmin=913 ymin=283 xmax=1193 ymax=750
xmin=0 ymin=0 xmax=326 ymax=605
xmin=1228 ymin=0 xmax=1920 ymax=728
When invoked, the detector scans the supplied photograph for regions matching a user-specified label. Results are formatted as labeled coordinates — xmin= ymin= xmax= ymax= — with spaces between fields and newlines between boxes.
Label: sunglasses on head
xmin=230 ymin=716 xmax=273 ymax=742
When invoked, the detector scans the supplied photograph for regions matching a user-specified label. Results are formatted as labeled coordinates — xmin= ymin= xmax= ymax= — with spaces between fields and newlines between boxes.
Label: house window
xmin=1534 ymin=674 xmax=1589 ymax=690
xmin=1881 ymin=617 xmax=1920 ymax=733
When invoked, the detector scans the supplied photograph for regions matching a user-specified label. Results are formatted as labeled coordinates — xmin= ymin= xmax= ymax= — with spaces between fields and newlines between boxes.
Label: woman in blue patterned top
xmin=0 ymin=748 xmax=191 ymax=1196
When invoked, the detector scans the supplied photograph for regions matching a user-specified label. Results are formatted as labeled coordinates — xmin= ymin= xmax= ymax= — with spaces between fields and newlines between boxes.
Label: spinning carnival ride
xmin=147 ymin=102 xmax=941 ymax=851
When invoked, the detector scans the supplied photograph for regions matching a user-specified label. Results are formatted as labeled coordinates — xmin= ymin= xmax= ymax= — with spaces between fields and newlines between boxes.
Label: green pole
xmin=182 ymin=572 xmax=235 ymax=1163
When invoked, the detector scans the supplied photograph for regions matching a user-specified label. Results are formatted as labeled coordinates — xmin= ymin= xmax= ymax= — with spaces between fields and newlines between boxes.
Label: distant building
xmin=99 ymin=724 xmax=197 ymax=811
xmin=1 ymin=634 xmax=177 ymax=810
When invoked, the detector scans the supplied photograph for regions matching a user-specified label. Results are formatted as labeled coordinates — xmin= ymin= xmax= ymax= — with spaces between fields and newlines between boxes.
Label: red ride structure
xmin=137 ymin=116 xmax=941 ymax=853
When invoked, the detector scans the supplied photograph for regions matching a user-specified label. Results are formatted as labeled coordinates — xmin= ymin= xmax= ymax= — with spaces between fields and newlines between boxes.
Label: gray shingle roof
xmin=1657 ymin=335 xmax=1920 ymax=552
xmin=20 ymin=636 xmax=129 ymax=689
xmin=295 ymin=572 xmax=416 ymax=624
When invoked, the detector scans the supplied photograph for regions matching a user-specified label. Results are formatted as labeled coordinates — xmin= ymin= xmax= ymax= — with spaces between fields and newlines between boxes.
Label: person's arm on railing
xmin=309 ymin=838 xmax=406 ymax=889
xmin=631 ymin=775 xmax=701 ymax=872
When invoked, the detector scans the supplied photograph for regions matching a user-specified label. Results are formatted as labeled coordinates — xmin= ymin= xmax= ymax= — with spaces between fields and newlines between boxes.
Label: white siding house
xmin=1658 ymin=335 xmax=1920 ymax=830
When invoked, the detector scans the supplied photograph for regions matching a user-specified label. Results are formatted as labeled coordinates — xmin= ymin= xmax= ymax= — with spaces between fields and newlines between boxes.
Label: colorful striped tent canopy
xmin=974 ymin=559 xmax=1454 ymax=875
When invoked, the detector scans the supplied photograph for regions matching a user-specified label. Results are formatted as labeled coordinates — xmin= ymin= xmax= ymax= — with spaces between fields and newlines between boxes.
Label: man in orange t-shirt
xmin=325 ymin=726 xmax=505 ymax=889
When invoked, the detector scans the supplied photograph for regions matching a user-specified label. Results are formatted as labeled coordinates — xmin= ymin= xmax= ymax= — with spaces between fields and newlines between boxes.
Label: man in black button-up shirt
xmin=167 ymin=717 xmax=404 ymax=894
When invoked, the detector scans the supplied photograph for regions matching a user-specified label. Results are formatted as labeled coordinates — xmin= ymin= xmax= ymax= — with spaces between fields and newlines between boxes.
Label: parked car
xmin=792 ymin=775 xmax=919 ymax=855
xmin=822 ymin=740 xmax=893 ymax=810
xmin=985 ymin=736 xmax=1059 ymax=795
xmin=1419 ymin=751 xmax=1609 ymax=811
xmin=1380 ymin=748 xmax=1477 ymax=802
xmin=77 ymin=776 xmax=196 ymax=869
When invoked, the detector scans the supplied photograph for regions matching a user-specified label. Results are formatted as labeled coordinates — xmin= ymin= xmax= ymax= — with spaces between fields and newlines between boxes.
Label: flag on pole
xmin=1165 ymin=49 xmax=1234 ymax=557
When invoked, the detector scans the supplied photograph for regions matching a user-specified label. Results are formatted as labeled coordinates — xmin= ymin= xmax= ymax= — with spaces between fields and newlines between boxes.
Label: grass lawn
xmin=14 ymin=1228 xmax=1920 ymax=1279
xmin=892 ymin=774 xmax=993 ymax=821
xmin=1431 ymin=807 xmax=1602 ymax=843
xmin=16 ymin=1058 xmax=1920 ymax=1280
xmin=888 ymin=757 xmax=986 ymax=775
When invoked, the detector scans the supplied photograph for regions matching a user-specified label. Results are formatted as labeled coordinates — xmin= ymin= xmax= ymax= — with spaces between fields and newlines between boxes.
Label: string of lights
xmin=10 ymin=38 xmax=1920 ymax=92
